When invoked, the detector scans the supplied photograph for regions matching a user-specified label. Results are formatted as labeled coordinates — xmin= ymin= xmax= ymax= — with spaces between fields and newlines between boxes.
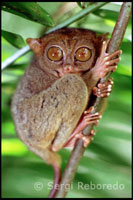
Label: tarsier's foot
xmin=93 ymin=78 xmax=114 ymax=98
xmin=64 ymin=106 xmax=101 ymax=148
xmin=64 ymin=130 xmax=95 ymax=148
xmin=94 ymin=40 xmax=122 ymax=78
xmin=75 ymin=130 xmax=96 ymax=147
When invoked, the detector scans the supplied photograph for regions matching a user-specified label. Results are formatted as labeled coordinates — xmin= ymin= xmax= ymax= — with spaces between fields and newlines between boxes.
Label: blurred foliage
xmin=2 ymin=2 xmax=131 ymax=198
xmin=2 ymin=2 xmax=55 ymax=26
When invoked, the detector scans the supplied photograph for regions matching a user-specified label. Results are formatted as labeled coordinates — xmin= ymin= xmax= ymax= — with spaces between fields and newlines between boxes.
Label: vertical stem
xmin=55 ymin=2 xmax=131 ymax=198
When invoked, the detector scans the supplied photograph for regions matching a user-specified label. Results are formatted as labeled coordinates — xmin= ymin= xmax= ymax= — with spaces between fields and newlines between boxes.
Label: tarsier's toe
xmin=82 ymin=129 xmax=96 ymax=147
xmin=75 ymin=129 xmax=96 ymax=148
xmin=93 ymin=78 xmax=114 ymax=98
xmin=83 ymin=112 xmax=102 ymax=126
xmin=104 ymin=50 xmax=122 ymax=62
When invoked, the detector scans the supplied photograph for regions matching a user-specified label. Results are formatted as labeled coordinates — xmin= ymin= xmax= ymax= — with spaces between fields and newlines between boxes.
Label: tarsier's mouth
xmin=58 ymin=71 xmax=83 ymax=77
xmin=54 ymin=68 xmax=83 ymax=78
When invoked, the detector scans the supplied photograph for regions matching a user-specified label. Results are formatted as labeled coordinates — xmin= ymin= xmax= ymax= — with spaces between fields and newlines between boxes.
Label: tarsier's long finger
xmin=85 ymin=115 xmax=102 ymax=121
xmin=105 ymin=58 xmax=120 ymax=66
xmin=84 ymin=120 xmax=98 ymax=125
xmin=84 ymin=112 xmax=102 ymax=119
xmin=104 ymin=50 xmax=122 ymax=61
xmin=101 ymin=65 xmax=117 ymax=78
xmin=84 ymin=117 xmax=101 ymax=123
xmin=83 ymin=112 xmax=102 ymax=126
xmin=100 ymin=40 xmax=109 ymax=56
xmin=84 ymin=117 xmax=101 ymax=125
xmin=106 ymin=65 xmax=117 ymax=72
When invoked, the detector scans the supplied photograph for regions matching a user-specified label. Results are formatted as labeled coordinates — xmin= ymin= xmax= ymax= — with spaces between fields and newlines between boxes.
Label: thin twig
xmin=2 ymin=2 xmax=108 ymax=70
xmin=55 ymin=2 xmax=131 ymax=198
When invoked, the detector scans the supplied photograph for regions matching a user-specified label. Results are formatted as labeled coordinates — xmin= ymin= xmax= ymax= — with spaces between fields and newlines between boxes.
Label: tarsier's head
xmin=27 ymin=28 xmax=108 ymax=77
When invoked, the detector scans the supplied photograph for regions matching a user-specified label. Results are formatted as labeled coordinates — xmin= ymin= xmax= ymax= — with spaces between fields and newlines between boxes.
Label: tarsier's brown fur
xmin=12 ymin=28 xmax=107 ymax=166
xmin=11 ymin=28 xmax=121 ymax=197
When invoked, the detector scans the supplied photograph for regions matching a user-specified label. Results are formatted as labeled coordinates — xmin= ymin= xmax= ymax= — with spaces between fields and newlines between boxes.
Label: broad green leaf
xmin=93 ymin=9 xmax=119 ymax=22
xmin=2 ymin=2 xmax=55 ymax=27
xmin=2 ymin=30 xmax=25 ymax=49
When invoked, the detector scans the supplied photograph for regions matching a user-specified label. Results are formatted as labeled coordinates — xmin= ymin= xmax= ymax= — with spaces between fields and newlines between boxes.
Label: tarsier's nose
xmin=64 ymin=65 xmax=73 ymax=72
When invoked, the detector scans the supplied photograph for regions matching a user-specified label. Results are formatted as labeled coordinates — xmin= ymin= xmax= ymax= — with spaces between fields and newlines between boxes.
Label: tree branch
xmin=55 ymin=2 xmax=131 ymax=198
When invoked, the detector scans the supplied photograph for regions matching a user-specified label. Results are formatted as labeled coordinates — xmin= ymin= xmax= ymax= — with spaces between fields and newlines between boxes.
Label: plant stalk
xmin=55 ymin=2 xmax=131 ymax=198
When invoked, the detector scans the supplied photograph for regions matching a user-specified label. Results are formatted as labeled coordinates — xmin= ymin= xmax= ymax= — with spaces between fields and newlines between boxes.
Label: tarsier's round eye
xmin=47 ymin=46 xmax=63 ymax=61
xmin=75 ymin=47 xmax=91 ymax=62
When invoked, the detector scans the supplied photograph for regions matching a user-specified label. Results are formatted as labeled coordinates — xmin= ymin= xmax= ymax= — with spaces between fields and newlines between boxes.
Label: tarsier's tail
xmin=49 ymin=164 xmax=61 ymax=198
xmin=26 ymin=144 xmax=61 ymax=197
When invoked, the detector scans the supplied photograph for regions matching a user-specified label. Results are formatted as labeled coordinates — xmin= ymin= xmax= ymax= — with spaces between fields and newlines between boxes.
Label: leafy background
xmin=2 ymin=2 xmax=131 ymax=198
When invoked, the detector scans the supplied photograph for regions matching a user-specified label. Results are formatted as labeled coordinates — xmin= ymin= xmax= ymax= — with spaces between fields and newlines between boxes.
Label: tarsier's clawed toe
xmin=93 ymin=78 xmax=114 ymax=98
xmin=83 ymin=107 xmax=102 ymax=126
xmin=75 ymin=129 xmax=96 ymax=147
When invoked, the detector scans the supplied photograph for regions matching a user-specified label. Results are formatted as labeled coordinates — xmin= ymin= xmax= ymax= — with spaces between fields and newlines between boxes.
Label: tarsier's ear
xmin=26 ymin=38 xmax=42 ymax=55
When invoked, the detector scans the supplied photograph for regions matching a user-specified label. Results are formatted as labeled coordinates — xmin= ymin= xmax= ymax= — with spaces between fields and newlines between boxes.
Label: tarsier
xmin=11 ymin=28 xmax=121 ymax=197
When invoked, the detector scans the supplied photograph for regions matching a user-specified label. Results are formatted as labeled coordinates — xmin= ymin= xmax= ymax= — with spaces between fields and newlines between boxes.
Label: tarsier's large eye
xmin=47 ymin=46 xmax=63 ymax=61
xmin=75 ymin=47 xmax=91 ymax=62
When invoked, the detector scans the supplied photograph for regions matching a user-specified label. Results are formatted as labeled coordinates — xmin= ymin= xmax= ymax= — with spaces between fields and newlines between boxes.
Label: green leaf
xmin=2 ymin=30 xmax=25 ymax=49
xmin=77 ymin=2 xmax=83 ymax=9
xmin=2 ymin=2 xmax=55 ymax=27
xmin=93 ymin=9 xmax=119 ymax=22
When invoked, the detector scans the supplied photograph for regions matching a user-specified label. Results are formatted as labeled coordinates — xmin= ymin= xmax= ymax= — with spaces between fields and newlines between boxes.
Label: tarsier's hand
xmin=93 ymin=78 xmax=114 ymax=98
xmin=93 ymin=40 xmax=122 ymax=79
